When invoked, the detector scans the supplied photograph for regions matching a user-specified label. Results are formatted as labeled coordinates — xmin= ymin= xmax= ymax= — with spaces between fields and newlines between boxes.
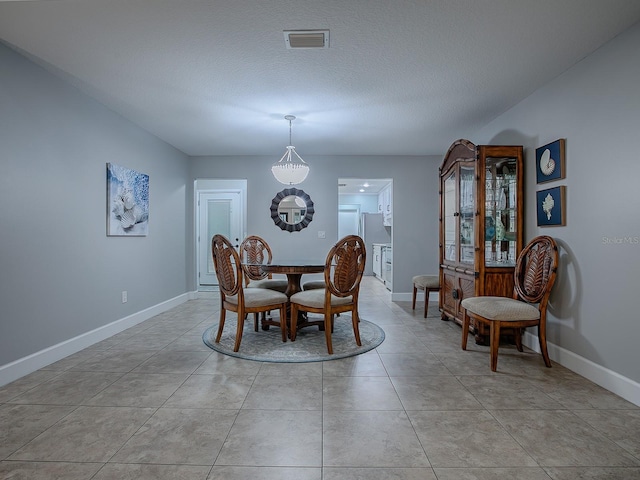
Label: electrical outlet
xmin=318 ymin=231 xmax=326 ymax=239
xmin=122 ymin=291 xmax=128 ymax=303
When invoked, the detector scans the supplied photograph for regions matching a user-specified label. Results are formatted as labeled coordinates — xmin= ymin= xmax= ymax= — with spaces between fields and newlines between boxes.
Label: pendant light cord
xmin=284 ymin=114 xmax=296 ymax=146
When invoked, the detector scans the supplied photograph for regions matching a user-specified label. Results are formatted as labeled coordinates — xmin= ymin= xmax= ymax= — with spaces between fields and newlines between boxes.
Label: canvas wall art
xmin=107 ymin=163 xmax=149 ymax=236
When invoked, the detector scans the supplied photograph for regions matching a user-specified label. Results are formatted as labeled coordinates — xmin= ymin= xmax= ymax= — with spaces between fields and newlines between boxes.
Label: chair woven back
xmin=325 ymin=235 xmax=366 ymax=298
xmin=239 ymin=235 xmax=273 ymax=283
xmin=514 ymin=235 xmax=559 ymax=304
xmin=211 ymin=234 xmax=242 ymax=297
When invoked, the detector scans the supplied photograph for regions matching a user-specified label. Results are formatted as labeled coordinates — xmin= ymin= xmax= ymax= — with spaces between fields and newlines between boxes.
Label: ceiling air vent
xmin=283 ymin=30 xmax=329 ymax=49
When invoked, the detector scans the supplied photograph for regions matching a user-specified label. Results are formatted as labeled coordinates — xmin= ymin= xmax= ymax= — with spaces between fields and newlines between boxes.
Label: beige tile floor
xmin=1 ymin=277 xmax=639 ymax=480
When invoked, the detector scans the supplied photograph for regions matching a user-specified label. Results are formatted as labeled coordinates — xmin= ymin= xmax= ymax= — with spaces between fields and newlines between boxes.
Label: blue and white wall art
xmin=107 ymin=163 xmax=149 ymax=236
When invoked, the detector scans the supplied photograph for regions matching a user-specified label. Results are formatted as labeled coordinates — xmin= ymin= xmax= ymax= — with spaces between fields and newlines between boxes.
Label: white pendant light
xmin=271 ymin=115 xmax=310 ymax=185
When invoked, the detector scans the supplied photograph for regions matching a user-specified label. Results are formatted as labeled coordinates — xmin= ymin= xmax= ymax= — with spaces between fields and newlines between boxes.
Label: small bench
xmin=412 ymin=275 xmax=440 ymax=318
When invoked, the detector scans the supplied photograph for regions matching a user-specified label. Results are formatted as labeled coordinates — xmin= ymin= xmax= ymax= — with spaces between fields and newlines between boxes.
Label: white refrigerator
xmin=360 ymin=213 xmax=391 ymax=275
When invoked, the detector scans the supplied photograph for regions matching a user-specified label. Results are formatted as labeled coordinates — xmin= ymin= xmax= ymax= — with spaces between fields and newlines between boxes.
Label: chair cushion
xmin=289 ymin=289 xmax=353 ymax=309
xmin=303 ymin=280 xmax=326 ymax=290
xmin=247 ymin=279 xmax=289 ymax=293
xmin=461 ymin=296 xmax=540 ymax=321
xmin=226 ymin=288 xmax=288 ymax=308
xmin=412 ymin=275 xmax=439 ymax=289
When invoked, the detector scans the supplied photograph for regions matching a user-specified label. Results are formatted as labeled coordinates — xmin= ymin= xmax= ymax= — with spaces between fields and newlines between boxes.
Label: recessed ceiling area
xmin=1 ymin=1 xmax=640 ymax=157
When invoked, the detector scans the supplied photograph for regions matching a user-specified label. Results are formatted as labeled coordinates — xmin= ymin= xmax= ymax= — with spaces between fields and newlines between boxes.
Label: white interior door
xmin=198 ymin=190 xmax=242 ymax=288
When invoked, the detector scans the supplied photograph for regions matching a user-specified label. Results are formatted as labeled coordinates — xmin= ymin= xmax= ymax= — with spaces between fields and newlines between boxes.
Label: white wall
xmin=0 ymin=42 xmax=190 ymax=382
xmin=474 ymin=22 xmax=640 ymax=390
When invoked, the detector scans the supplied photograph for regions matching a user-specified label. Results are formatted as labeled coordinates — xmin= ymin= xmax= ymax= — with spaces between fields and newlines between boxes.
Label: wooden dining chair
xmin=460 ymin=235 xmax=559 ymax=371
xmin=239 ymin=235 xmax=288 ymax=293
xmin=239 ymin=235 xmax=289 ymax=330
xmin=211 ymin=234 xmax=289 ymax=352
xmin=289 ymin=235 xmax=366 ymax=354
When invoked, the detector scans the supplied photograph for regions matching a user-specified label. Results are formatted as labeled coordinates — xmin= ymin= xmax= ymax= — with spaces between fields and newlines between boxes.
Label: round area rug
xmin=202 ymin=315 xmax=385 ymax=363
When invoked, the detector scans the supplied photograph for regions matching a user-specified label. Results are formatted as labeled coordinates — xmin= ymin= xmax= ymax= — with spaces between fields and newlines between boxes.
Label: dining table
xmin=246 ymin=261 xmax=326 ymax=336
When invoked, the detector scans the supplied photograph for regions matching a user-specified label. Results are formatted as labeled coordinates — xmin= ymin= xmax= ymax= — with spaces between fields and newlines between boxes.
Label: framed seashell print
xmin=107 ymin=163 xmax=149 ymax=236
xmin=536 ymin=186 xmax=565 ymax=227
xmin=535 ymin=139 xmax=565 ymax=184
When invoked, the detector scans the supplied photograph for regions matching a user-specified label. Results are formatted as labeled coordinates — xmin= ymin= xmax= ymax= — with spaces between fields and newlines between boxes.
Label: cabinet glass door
xmin=459 ymin=165 xmax=475 ymax=265
xmin=485 ymin=156 xmax=517 ymax=266
xmin=443 ymin=171 xmax=456 ymax=262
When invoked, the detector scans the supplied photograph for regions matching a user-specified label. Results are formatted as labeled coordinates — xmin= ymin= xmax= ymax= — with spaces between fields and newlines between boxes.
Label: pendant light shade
xmin=271 ymin=115 xmax=310 ymax=185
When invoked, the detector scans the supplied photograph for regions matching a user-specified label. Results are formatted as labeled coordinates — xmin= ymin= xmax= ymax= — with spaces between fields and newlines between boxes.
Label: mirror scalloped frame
xmin=270 ymin=187 xmax=315 ymax=232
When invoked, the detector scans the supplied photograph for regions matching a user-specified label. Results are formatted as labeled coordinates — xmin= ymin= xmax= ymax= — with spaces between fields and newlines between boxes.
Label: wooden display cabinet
xmin=438 ymin=139 xmax=523 ymax=344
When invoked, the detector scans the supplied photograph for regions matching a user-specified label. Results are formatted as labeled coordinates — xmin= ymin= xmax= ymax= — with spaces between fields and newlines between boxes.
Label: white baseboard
xmin=386 ymin=291 xmax=639 ymax=407
xmin=388 ymin=293 xmax=639 ymax=407
xmin=0 ymin=292 xmax=195 ymax=387
xmin=7 ymin=292 xmax=636 ymax=409
xmin=390 ymin=290 xmax=639 ymax=406
xmin=522 ymin=331 xmax=640 ymax=407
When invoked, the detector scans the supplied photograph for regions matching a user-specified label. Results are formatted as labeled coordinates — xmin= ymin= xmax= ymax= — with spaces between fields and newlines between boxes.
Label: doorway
xmin=338 ymin=178 xmax=392 ymax=282
xmin=195 ymin=179 xmax=247 ymax=290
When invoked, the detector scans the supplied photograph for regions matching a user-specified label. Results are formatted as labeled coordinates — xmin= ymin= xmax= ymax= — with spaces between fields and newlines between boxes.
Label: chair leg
xmin=290 ymin=304 xmax=299 ymax=341
xmin=514 ymin=328 xmax=523 ymax=352
xmin=215 ymin=309 xmax=226 ymax=343
xmin=351 ymin=309 xmax=362 ymax=346
xmin=538 ymin=323 xmax=552 ymax=368
xmin=423 ymin=288 xmax=429 ymax=318
xmin=489 ymin=320 xmax=501 ymax=372
xmin=461 ymin=310 xmax=470 ymax=350
xmin=233 ymin=311 xmax=244 ymax=352
xmin=253 ymin=313 xmax=259 ymax=332
xmin=324 ymin=314 xmax=333 ymax=354
xmin=412 ymin=285 xmax=418 ymax=310
xmin=279 ymin=305 xmax=287 ymax=343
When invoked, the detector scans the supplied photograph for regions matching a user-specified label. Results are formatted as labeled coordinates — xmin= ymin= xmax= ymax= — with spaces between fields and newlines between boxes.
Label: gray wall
xmin=473 ymin=22 xmax=640 ymax=383
xmin=188 ymin=155 xmax=441 ymax=295
xmin=0 ymin=42 xmax=190 ymax=367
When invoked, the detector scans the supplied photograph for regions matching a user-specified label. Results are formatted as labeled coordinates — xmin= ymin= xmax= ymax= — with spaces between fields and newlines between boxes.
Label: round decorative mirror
xmin=270 ymin=188 xmax=314 ymax=232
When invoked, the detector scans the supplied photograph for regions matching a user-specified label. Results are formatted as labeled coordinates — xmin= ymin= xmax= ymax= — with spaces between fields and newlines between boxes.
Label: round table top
xmin=258 ymin=263 xmax=325 ymax=274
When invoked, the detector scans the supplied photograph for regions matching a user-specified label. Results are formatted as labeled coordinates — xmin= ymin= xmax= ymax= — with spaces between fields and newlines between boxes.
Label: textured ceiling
xmin=2 ymin=0 xmax=640 ymax=157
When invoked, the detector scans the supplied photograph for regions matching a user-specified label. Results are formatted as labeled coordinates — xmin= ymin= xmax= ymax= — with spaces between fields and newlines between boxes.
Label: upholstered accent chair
xmin=211 ymin=234 xmax=288 ymax=352
xmin=412 ymin=275 xmax=440 ymax=318
xmin=289 ymin=235 xmax=366 ymax=354
xmin=460 ymin=235 xmax=559 ymax=371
